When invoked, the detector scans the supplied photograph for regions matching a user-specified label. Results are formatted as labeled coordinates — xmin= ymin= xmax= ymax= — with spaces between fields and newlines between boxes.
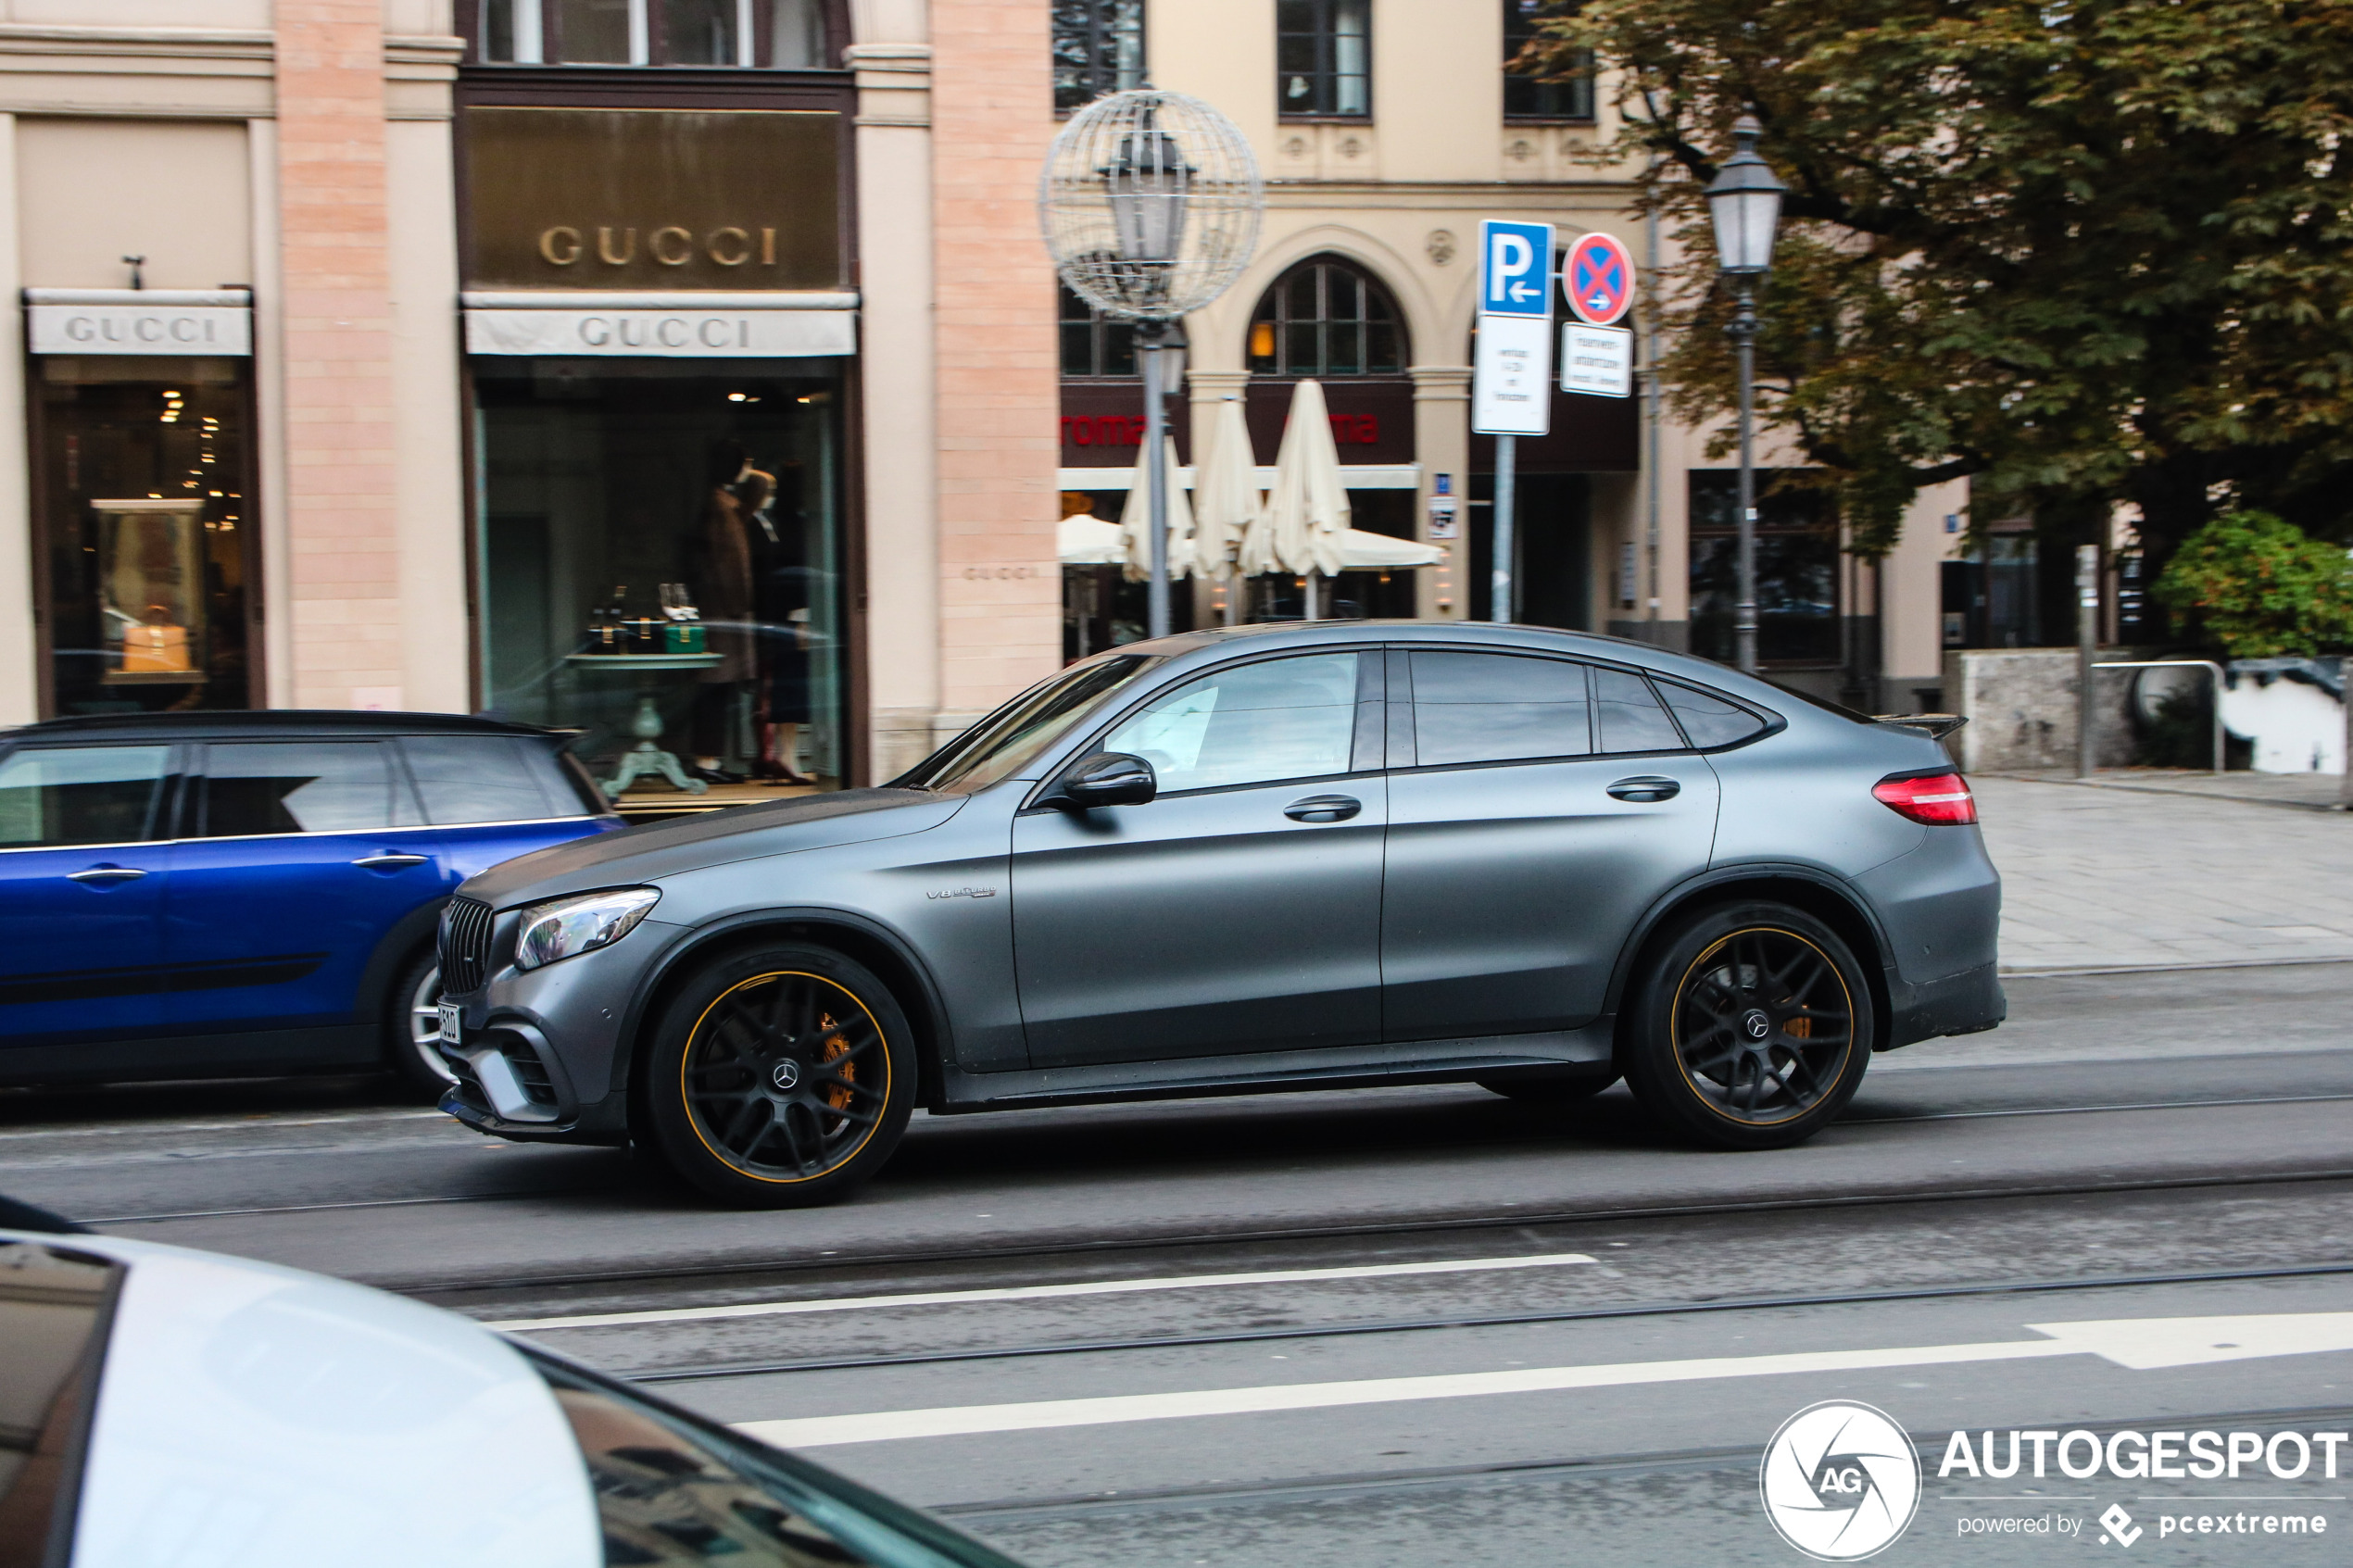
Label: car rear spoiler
xmin=1872 ymin=713 xmax=1968 ymax=740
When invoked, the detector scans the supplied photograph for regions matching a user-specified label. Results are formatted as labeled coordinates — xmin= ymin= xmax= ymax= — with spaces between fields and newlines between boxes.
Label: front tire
xmin=1619 ymin=903 xmax=1872 ymax=1150
xmin=384 ymin=950 xmax=457 ymax=1098
xmin=641 ymin=944 xmax=914 ymax=1208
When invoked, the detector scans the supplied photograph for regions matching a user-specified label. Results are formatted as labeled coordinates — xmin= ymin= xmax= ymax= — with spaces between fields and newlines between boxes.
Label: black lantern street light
xmin=1043 ymin=94 xmax=1263 ymax=640
xmin=1704 ymin=114 xmax=1787 ymax=675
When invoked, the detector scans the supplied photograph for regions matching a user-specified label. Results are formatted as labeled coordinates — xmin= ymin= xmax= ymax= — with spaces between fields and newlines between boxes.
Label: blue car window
xmin=202 ymin=741 xmax=408 ymax=836
xmin=1103 ymin=652 xmax=1359 ymax=792
xmin=1411 ymin=651 xmax=1592 ymax=766
xmin=405 ymin=735 xmax=557 ymax=824
xmin=1592 ymin=667 xmax=1686 ymax=755
xmin=0 ymin=746 xmax=169 ymax=847
xmin=1657 ymin=682 xmax=1771 ymax=748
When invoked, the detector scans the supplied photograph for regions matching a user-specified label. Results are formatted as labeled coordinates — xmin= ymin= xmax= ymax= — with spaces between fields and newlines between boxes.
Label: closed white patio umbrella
xmin=1257 ymin=378 xmax=1350 ymax=617
xmin=1191 ymin=397 xmax=1261 ymax=622
xmin=1118 ymin=435 xmax=1194 ymax=583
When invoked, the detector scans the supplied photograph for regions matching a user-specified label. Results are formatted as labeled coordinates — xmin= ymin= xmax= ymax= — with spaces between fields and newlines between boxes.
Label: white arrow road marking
xmin=734 ymin=1312 xmax=2353 ymax=1449
xmin=489 ymin=1252 xmax=1597 ymax=1332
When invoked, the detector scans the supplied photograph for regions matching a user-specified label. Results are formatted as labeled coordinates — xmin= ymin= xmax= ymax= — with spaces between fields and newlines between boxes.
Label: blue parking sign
xmin=1479 ymin=220 xmax=1556 ymax=319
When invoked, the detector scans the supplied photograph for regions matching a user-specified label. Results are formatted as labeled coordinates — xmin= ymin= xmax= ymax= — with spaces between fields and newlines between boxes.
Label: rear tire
xmin=640 ymin=943 xmax=914 ymax=1208
xmin=384 ymin=949 xmax=457 ymax=1099
xmin=1619 ymin=902 xmax=1872 ymax=1150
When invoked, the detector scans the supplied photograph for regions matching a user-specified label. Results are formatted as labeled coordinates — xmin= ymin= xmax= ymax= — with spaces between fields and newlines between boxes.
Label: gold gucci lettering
xmin=535 ymin=225 xmax=786 ymax=270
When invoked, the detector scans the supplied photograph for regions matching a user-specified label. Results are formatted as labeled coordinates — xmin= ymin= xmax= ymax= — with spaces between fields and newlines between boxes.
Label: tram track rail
xmin=368 ymin=1161 xmax=2353 ymax=1304
xmin=926 ymin=1401 xmax=2353 ymax=1522
xmin=606 ymin=1258 xmax=2353 ymax=1385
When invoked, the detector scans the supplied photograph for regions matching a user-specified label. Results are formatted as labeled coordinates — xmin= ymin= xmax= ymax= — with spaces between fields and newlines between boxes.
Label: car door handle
xmin=1606 ymin=776 xmax=1681 ymax=803
xmin=1285 ymin=795 xmax=1362 ymax=823
xmin=351 ymin=852 xmax=431 ymax=870
xmin=66 ymin=866 xmax=147 ymax=884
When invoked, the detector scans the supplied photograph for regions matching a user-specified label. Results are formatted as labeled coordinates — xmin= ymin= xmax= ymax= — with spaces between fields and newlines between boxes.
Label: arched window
xmin=1245 ymin=257 xmax=1405 ymax=377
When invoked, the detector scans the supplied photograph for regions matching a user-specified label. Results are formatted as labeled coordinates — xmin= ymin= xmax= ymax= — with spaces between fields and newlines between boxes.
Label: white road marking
xmin=733 ymin=1311 xmax=2353 ymax=1449
xmin=487 ymin=1252 xmax=1599 ymax=1332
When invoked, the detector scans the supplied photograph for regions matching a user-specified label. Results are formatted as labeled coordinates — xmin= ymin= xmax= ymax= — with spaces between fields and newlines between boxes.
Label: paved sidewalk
xmin=1976 ymin=775 xmax=2353 ymax=972
xmin=2002 ymin=767 xmax=2345 ymax=811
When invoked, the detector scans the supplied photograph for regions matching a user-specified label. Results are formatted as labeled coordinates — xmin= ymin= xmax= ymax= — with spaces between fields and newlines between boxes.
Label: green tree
xmin=1518 ymin=0 xmax=2353 ymax=571
xmin=2152 ymin=509 xmax=2353 ymax=657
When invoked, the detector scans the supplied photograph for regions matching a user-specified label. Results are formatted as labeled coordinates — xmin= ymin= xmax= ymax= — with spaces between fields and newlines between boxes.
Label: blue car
xmin=0 ymin=711 xmax=620 ymax=1095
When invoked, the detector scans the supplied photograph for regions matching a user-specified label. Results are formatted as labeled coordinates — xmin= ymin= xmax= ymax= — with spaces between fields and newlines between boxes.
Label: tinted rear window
xmin=1593 ymin=668 xmax=1685 ymax=754
xmin=1658 ymin=683 xmax=1772 ymax=748
xmin=1411 ymin=651 xmax=1592 ymax=766
xmin=202 ymin=741 xmax=414 ymax=835
xmin=405 ymin=735 xmax=568 ymax=824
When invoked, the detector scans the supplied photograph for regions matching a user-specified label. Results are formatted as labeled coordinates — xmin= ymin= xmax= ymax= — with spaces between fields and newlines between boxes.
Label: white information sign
xmin=30 ymin=302 xmax=251 ymax=357
xmin=1561 ymin=323 xmax=1632 ymax=398
xmin=463 ymin=307 xmax=855 ymax=358
xmin=1471 ymin=314 xmax=1554 ymax=435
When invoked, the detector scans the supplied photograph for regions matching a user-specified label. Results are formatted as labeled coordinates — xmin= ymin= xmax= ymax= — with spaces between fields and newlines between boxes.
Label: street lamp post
xmin=1042 ymin=93 xmax=1263 ymax=641
xmin=1704 ymin=115 xmax=1787 ymax=675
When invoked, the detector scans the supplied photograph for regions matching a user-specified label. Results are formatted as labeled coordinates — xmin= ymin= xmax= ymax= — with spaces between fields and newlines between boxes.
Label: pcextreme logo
xmin=1761 ymin=1401 xmax=1924 ymax=1561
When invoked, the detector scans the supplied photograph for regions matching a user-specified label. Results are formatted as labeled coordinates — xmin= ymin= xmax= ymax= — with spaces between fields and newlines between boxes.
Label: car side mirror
xmin=1055 ymin=752 xmax=1156 ymax=809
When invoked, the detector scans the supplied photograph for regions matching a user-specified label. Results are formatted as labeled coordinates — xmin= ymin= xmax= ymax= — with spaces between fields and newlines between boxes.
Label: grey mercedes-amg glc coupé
xmin=434 ymin=622 xmax=2003 ymax=1206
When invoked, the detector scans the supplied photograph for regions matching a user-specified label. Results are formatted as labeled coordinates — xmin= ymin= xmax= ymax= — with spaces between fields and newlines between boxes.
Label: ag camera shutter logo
xmin=1760 ymin=1401 xmax=1923 ymax=1560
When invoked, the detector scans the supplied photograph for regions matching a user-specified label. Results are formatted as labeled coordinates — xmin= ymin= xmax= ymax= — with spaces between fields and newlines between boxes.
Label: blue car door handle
xmin=67 ymin=865 xmax=148 ymax=884
xmin=1606 ymin=776 xmax=1681 ymax=803
xmin=351 ymin=852 xmax=431 ymax=870
xmin=1285 ymin=795 xmax=1362 ymax=823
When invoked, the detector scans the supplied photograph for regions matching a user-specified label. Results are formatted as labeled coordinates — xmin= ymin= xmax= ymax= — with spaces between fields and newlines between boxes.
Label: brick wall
xmin=929 ymin=0 xmax=1062 ymax=718
xmin=275 ymin=0 xmax=403 ymax=709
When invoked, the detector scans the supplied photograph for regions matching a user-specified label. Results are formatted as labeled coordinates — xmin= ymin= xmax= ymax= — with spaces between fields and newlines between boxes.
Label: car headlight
xmin=512 ymin=887 xmax=661 ymax=972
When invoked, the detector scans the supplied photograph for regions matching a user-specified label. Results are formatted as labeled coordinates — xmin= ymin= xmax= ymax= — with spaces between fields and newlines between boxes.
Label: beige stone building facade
xmin=0 ymin=1 xmax=1965 ymax=790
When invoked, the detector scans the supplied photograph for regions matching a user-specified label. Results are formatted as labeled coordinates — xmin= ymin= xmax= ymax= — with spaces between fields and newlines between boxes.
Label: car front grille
xmin=439 ymin=897 xmax=494 ymax=994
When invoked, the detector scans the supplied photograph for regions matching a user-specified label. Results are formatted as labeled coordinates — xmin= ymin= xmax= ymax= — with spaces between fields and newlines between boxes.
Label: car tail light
xmin=1874 ymin=771 xmax=1977 ymax=825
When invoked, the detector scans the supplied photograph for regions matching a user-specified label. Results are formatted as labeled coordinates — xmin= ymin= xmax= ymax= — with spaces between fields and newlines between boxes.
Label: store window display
xmin=474 ymin=359 xmax=843 ymax=794
xmin=33 ymin=358 xmax=258 ymax=714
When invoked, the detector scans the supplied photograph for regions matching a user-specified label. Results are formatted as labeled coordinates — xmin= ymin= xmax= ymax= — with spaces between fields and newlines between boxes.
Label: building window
xmin=1246 ymin=257 xmax=1404 ymax=377
xmin=472 ymin=0 xmax=831 ymax=67
xmin=34 ymin=358 xmax=260 ymax=715
xmin=1052 ymin=1 xmax=1145 ymax=115
xmin=1687 ymin=471 xmax=1841 ymax=668
xmin=1277 ymin=0 xmax=1370 ymax=119
xmin=1060 ymin=286 xmax=1139 ymax=378
xmin=1503 ymin=0 xmax=1593 ymax=121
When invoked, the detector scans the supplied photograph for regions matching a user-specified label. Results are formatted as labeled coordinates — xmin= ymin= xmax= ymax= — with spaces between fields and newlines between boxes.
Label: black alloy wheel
xmin=1620 ymin=902 xmax=1873 ymax=1150
xmin=643 ymin=943 xmax=914 ymax=1207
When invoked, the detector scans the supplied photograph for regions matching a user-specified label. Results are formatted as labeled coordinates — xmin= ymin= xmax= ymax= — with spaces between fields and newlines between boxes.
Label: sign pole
xmin=1141 ymin=326 xmax=1168 ymax=641
xmin=1492 ymin=435 xmax=1516 ymax=623
xmin=2076 ymin=544 xmax=2099 ymax=779
xmin=1469 ymin=219 xmax=1555 ymax=631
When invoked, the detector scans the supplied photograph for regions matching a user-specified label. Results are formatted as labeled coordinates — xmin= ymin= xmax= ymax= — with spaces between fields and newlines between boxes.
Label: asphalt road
xmin=6 ymin=960 xmax=2352 ymax=1565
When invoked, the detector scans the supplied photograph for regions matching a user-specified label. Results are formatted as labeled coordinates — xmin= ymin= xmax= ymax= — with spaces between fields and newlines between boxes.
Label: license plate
xmin=438 ymin=1002 xmax=463 ymax=1045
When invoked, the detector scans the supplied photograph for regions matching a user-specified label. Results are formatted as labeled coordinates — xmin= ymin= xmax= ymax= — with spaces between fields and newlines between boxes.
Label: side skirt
xmin=931 ymin=1022 xmax=1616 ymax=1115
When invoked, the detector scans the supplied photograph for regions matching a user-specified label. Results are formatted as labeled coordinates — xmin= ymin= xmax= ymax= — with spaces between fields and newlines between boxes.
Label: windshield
xmin=895 ymin=654 xmax=1164 ymax=794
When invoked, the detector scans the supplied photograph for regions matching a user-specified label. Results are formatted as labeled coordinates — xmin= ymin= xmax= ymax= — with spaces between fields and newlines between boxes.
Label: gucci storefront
xmin=26 ymin=291 xmax=262 ymax=717
xmin=457 ymin=76 xmax=856 ymax=794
